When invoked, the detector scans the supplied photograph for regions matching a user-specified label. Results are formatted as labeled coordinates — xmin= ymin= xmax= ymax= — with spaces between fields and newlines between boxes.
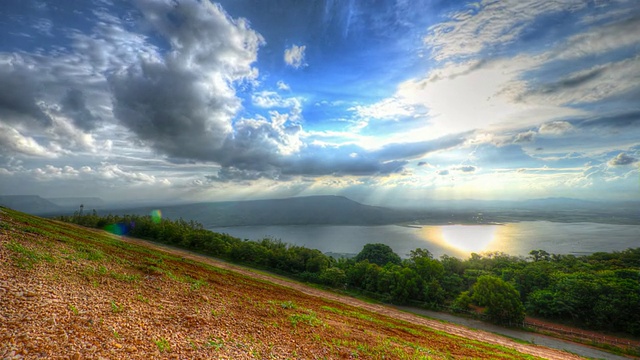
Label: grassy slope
xmin=0 ymin=208 xmax=544 ymax=359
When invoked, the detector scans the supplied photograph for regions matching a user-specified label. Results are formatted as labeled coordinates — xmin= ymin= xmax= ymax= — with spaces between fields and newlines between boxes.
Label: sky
xmin=0 ymin=0 xmax=639 ymax=206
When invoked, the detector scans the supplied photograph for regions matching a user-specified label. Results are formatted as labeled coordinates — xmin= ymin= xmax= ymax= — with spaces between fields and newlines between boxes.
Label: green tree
xmin=471 ymin=275 xmax=525 ymax=324
xmin=319 ymin=267 xmax=347 ymax=288
xmin=529 ymin=249 xmax=551 ymax=262
xmin=354 ymin=243 xmax=401 ymax=267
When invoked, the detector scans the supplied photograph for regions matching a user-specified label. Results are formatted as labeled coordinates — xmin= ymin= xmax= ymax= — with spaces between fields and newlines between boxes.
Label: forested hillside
xmin=58 ymin=212 xmax=640 ymax=336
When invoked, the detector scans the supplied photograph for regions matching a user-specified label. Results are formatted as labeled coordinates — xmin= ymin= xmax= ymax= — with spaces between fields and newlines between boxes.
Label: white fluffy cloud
xmin=608 ymin=152 xmax=637 ymax=166
xmin=284 ymin=44 xmax=307 ymax=68
xmin=0 ymin=125 xmax=53 ymax=158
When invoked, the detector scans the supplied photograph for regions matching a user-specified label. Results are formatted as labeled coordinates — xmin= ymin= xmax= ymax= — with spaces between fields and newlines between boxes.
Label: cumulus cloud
xmin=109 ymin=0 xmax=264 ymax=161
xmin=284 ymin=44 xmax=306 ymax=68
xmin=608 ymin=152 xmax=637 ymax=166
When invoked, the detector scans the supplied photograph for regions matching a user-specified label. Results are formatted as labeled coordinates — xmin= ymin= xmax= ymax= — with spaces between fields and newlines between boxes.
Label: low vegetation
xmin=58 ymin=210 xmax=640 ymax=336
xmin=1 ymin=206 xmax=551 ymax=358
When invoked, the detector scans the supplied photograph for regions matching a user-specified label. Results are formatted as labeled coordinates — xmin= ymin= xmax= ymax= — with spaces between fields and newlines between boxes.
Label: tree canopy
xmin=354 ymin=243 xmax=401 ymax=266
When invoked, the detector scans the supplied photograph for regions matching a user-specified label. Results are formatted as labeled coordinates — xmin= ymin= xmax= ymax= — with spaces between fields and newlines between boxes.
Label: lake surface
xmin=209 ymin=221 xmax=640 ymax=259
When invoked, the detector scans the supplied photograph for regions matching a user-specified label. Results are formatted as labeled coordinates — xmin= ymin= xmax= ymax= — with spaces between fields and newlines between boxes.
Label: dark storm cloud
xmin=0 ymin=59 xmax=52 ymax=127
xmin=608 ymin=153 xmax=637 ymax=166
xmin=61 ymin=89 xmax=101 ymax=131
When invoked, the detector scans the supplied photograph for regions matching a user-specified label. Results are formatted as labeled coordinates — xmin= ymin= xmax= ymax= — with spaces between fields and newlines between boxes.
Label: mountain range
xmin=1 ymin=194 xmax=638 ymax=226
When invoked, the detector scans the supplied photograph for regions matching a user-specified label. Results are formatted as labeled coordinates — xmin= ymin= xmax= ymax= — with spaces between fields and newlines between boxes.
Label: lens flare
xmin=150 ymin=209 xmax=162 ymax=224
xmin=104 ymin=223 xmax=127 ymax=236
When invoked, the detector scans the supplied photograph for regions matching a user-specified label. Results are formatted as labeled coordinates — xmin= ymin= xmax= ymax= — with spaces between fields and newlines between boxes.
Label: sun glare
xmin=421 ymin=225 xmax=500 ymax=256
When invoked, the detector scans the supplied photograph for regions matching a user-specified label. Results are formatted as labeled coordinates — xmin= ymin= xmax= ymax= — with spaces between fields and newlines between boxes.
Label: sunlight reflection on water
xmin=419 ymin=225 xmax=500 ymax=257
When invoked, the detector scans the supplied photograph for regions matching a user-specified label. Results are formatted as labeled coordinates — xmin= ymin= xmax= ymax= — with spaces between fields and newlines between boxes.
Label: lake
xmin=209 ymin=221 xmax=640 ymax=259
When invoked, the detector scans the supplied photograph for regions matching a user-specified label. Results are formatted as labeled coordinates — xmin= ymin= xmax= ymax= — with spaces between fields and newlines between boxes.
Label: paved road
xmin=394 ymin=306 xmax=633 ymax=360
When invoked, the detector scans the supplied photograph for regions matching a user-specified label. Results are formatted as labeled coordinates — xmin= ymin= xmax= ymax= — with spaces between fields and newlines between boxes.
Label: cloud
xmin=424 ymin=0 xmax=589 ymax=61
xmin=556 ymin=14 xmax=640 ymax=60
xmin=452 ymin=165 xmax=477 ymax=173
xmin=513 ymin=130 xmax=536 ymax=143
xmin=284 ymin=44 xmax=307 ymax=68
xmin=539 ymin=121 xmax=573 ymax=135
xmin=0 ymin=124 xmax=53 ymax=157
xmin=109 ymin=0 xmax=264 ymax=161
xmin=387 ymin=59 xmax=583 ymax=139
xmin=251 ymin=91 xmax=302 ymax=116
xmin=523 ymin=57 xmax=640 ymax=105
xmin=350 ymin=97 xmax=418 ymax=120
xmin=60 ymin=89 xmax=101 ymax=131
xmin=372 ymin=134 xmax=466 ymax=162
xmin=437 ymin=169 xmax=449 ymax=176
xmin=608 ymin=152 xmax=637 ymax=166
xmin=0 ymin=56 xmax=53 ymax=127
xmin=277 ymin=80 xmax=290 ymax=91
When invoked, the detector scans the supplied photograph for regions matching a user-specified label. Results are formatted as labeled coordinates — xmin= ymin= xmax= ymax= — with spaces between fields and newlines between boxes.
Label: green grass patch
xmin=206 ymin=337 xmax=224 ymax=350
xmin=154 ymin=337 xmax=171 ymax=352
xmin=68 ymin=304 xmax=79 ymax=315
xmin=289 ymin=311 xmax=323 ymax=327
xmin=321 ymin=306 xmax=344 ymax=315
xmin=74 ymin=245 xmax=105 ymax=261
xmin=280 ymin=300 xmax=297 ymax=309
xmin=110 ymin=300 xmax=123 ymax=313
xmin=4 ymin=240 xmax=55 ymax=269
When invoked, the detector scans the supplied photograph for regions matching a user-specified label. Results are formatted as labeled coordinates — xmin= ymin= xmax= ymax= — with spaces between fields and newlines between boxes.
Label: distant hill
xmin=102 ymin=195 xmax=419 ymax=227
xmin=46 ymin=197 xmax=106 ymax=209
xmin=0 ymin=195 xmax=62 ymax=214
